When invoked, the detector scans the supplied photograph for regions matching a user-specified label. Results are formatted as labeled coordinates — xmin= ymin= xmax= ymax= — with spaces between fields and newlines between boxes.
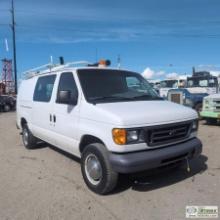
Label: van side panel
xmin=16 ymin=78 xmax=36 ymax=129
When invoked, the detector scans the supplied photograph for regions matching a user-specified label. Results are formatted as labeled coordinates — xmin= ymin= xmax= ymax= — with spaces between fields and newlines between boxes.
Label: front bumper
xmin=200 ymin=110 xmax=220 ymax=119
xmin=109 ymin=138 xmax=202 ymax=173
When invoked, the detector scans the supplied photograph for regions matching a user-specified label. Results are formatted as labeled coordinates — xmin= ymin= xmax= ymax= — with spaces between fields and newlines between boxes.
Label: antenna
xmin=117 ymin=54 xmax=121 ymax=69
xmin=192 ymin=66 xmax=196 ymax=74
xmin=50 ymin=56 xmax=53 ymax=65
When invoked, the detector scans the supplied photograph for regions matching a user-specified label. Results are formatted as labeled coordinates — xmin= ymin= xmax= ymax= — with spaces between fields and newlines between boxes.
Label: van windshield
xmin=77 ymin=69 xmax=162 ymax=104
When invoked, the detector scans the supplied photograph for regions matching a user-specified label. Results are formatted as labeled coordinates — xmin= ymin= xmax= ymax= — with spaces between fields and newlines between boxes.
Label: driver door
xmin=51 ymin=72 xmax=80 ymax=156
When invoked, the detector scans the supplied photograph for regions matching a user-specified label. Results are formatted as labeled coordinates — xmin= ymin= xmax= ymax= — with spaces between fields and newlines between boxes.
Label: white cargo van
xmin=17 ymin=61 xmax=202 ymax=194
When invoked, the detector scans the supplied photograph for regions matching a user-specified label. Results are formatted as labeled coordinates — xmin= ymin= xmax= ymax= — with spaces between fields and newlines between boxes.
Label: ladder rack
xmin=23 ymin=60 xmax=91 ymax=79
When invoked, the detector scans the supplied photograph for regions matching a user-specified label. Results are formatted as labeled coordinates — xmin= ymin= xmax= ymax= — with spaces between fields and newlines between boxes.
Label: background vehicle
xmin=167 ymin=89 xmax=208 ymax=113
xmin=167 ymin=70 xmax=218 ymax=113
xmin=187 ymin=71 xmax=219 ymax=95
xmin=200 ymin=94 xmax=220 ymax=124
xmin=159 ymin=77 xmax=186 ymax=98
xmin=0 ymin=95 xmax=16 ymax=112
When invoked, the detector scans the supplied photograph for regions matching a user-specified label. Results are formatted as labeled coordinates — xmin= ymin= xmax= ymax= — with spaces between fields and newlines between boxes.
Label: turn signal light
xmin=112 ymin=128 xmax=126 ymax=145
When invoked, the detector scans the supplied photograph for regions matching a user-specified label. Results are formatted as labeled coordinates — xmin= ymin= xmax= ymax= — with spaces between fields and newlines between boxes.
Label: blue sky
xmin=1 ymin=0 xmax=220 ymax=80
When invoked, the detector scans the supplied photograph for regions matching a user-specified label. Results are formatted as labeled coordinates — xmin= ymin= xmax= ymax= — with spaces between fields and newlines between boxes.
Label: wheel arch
xmin=21 ymin=117 xmax=27 ymax=128
xmin=79 ymin=135 xmax=106 ymax=154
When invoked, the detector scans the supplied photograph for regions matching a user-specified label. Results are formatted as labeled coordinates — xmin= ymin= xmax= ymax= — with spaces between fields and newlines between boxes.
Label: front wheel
xmin=81 ymin=143 xmax=118 ymax=195
xmin=206 ymin=118 xmax=217 ymax=125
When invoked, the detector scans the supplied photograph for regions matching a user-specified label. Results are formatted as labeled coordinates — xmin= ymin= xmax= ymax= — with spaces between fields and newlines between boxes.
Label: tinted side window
xmin=33 ymin=75 xmax=56 ymax=102
xmin=57 ymin=72 xmax=78 ymax=104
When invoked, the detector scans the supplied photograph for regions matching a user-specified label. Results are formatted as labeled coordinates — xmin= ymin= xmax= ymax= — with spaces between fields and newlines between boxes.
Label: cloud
xmin=210 ymin=71 xmax=220 ymax=77
xmin=142 ymin=68 xmax=154 ymax=79
xmin=142 ymin=67 xmax=186 ymax=80
xmin=156 ymin=71 xmax=166 ymax=77
xmin=14 ymin=26 xmax=142 ymax=44
xmin=166 ymin=72 xmax=178 ymax=79
xmin=2 ymin=0 xmax=220 ymax=47
xmin=142 ymin=67 xmax=166 ymax=79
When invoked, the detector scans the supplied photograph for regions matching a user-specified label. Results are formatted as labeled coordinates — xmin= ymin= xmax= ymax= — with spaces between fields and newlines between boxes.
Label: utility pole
xmin=11 ymin=0 xmax=17 ymax=94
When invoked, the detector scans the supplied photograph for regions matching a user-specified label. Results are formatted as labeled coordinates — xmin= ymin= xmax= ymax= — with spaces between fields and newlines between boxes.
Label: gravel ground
xmin=0 ymin=112 xmax=219 ymax=220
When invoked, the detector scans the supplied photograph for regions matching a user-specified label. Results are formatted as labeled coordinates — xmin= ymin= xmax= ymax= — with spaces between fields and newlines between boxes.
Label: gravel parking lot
xmin=0 ymin=112 xmax=219 ymax=220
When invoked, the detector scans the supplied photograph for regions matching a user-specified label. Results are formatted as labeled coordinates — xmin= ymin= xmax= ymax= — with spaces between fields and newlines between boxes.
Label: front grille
xmin=146 ymin=122 xmax=192 ymax=147
xmin=170 ymin=93 xmax=181 ymax=104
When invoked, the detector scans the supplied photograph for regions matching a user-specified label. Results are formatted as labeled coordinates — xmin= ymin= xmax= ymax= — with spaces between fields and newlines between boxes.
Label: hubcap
xmin=85 ymin=154 xmax=102 ymax=185
xmin=23 ymin=129 xmax=29 ymax=146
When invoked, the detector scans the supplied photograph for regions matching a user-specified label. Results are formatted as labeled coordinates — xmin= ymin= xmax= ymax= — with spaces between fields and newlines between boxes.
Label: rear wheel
xmin=206 ymin=118 xmax=217 ymax=125
xmin=22 ymin=124 xmax=38 ymax=149
xmin=81 ymin=143 xmax=118 ymax=195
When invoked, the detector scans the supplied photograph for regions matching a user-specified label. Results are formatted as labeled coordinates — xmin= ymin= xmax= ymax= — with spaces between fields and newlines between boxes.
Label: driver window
xmin=56 ymin=72 xmax=78 ymax=104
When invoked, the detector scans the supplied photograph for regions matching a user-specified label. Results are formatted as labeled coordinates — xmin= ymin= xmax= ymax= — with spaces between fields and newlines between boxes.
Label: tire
xmin=4 ymin=104 xmax=11 ymax=112
xmin=22 ymin=124 xmax=38 ymax=149
xmin=81 ymin=143 xmax=118 ymax=195
xmin=195 ymin=103 xmax=202 ymax=119
xmin=206 ymin=118 xmax=217 ymax=125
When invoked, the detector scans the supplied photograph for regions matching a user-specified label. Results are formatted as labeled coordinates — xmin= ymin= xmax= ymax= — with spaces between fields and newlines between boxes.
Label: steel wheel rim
xmin=23 ymin=129 xmax=29 ymax=146
xmin=85 ymin=153 xmax=102 ymax=185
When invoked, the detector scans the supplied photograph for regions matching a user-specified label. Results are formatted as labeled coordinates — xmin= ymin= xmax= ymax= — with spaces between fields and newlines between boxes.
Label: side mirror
xmin=57 ymin=90 xmax=77 ymax=105
xmin=57 ymin=90 xmax=71 ymax=104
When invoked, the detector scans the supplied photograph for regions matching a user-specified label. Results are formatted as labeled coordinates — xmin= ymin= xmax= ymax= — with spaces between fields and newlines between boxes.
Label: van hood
xmin=82 ymin=100 xmax=198 ymax=127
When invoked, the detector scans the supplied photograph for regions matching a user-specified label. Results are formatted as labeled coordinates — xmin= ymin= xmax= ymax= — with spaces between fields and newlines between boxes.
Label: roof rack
xmin=23 ymin=60 xmax=91 ymax=79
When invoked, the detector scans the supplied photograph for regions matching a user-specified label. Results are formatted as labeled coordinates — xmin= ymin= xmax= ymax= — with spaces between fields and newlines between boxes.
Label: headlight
xmin=112 ymin=128 xmax=144 ymax=145
xmin=127 ymin=130 xmax=139 ymax=142
xmin=192 ymin=120 xmax=199 ymax=132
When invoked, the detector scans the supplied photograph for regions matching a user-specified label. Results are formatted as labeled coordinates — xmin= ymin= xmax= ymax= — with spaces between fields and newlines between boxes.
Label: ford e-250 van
xmin=17 ymin=61 xmax=202 ymax=194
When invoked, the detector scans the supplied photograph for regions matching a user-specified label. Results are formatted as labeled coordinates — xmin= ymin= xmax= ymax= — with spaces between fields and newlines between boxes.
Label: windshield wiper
xmin=131 ymin=94 xmax=163 ymax=100
xmin=90 ymin=94 xmax=163 ymax=104
xmin=90 ymin=96 xmax=132 ymax=104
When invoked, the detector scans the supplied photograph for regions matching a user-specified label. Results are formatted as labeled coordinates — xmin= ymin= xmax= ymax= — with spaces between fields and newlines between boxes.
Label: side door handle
xmin=49 ymin=114 xmax=52 ymax=122
xmin=53 ymin=115 xmax=56 ymax=123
